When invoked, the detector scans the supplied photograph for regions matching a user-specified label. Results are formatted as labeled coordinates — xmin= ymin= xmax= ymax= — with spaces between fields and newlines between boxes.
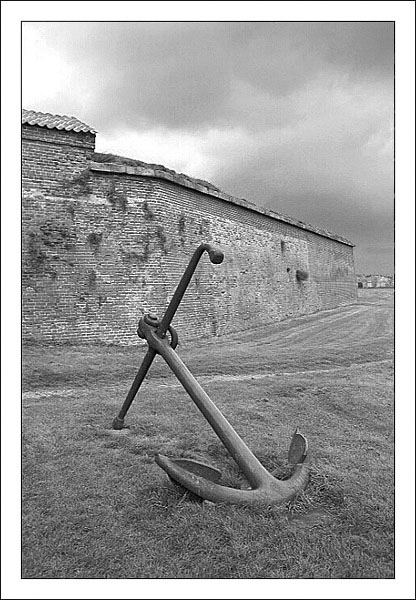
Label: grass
xmin=22 ymin=289 xmax=394 ymax=578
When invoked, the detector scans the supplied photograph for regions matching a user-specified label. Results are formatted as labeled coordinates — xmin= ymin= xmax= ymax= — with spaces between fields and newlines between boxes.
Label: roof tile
xmin=22 ymin=109 xmax=96 ymax=134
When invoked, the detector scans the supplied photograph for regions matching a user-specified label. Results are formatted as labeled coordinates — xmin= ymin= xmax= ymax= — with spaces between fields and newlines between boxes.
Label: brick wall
xmin=22 ymin=125 xmax=357 ymax=345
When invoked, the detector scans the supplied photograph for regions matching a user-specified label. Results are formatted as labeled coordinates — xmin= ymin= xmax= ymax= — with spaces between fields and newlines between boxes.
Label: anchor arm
xmin=155 ymin=453 xmax=310 ymax=506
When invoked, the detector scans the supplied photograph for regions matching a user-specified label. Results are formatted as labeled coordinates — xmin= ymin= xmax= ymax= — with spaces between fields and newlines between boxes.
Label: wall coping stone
xmin=89 ymin=161 xmax=355 ymax=247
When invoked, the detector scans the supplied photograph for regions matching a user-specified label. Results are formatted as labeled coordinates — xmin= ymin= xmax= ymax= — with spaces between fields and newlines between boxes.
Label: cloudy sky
xmin=22 ymin=21 xmax=394 ymax=274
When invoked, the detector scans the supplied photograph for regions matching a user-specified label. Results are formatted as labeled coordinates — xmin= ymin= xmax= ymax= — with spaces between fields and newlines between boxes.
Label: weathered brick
xmin=22 ymin=115 xmax=357 ymax=345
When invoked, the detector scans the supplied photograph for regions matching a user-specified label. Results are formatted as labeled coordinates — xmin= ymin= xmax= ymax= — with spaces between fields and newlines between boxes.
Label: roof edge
xmin=89 ymin=161 xmax=355 ymax=247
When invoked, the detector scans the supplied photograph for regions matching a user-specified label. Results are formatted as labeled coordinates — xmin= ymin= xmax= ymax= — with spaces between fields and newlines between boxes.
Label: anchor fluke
xmin=288 ymin=428 xmax=308 ymax=465
xmin=163 ymin=457 xmax=222 ymax=484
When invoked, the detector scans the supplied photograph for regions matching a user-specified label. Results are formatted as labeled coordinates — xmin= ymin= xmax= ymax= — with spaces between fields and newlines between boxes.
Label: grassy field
xmin=22 ymin=289 xmax=394 ymax=579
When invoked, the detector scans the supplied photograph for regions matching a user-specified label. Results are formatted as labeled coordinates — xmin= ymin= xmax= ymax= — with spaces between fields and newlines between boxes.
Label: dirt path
xmin=23 ymin=289 xmax=393 ymax=395
xmin=171 ymin=289 xmax=393 ymax=378
xmin=201 ymin=289 xmax=392 ymax=350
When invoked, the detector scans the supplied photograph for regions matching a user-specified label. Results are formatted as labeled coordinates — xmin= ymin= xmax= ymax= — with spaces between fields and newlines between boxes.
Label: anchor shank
xmin=113 ymin=243 xmax=223 ymax=428
xmin=156 ymin=337 xmax=272 ymax=489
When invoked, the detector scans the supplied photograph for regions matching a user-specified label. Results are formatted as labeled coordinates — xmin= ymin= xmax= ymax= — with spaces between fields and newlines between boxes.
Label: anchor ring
xmin=137 ymin=314 xmax=178 ymax=350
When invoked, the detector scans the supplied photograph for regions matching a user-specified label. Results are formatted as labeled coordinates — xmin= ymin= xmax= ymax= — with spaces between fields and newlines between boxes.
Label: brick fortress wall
xmin=22 ymin=124 xmax=357 ymax=344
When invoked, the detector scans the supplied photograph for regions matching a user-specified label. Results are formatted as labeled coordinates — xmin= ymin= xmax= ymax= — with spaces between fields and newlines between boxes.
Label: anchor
xmin=112 ymin=243 xmax=310 ymax=505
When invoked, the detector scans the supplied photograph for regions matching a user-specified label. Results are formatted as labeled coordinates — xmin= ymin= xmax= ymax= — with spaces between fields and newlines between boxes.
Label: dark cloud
xmin=23 ymin=21 xmax=394 ymax=273
xmin=27 ymin=22 xmax=393 ymax=131
xmin=216 ymin=144 xmax=393 ymax=274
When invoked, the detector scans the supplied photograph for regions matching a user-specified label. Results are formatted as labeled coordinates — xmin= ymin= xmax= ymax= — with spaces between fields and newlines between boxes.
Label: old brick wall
xmin=22 ymin=127 xmax=357 ymax=345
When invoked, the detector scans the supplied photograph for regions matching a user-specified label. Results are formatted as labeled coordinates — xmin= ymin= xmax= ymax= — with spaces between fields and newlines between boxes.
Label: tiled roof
xmin=22 ymin=109 xmax=96 ymax=134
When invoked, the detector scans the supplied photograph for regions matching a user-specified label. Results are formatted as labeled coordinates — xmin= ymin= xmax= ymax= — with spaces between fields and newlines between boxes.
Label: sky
xmin=22 ymin=21 xmax=394 ymax=274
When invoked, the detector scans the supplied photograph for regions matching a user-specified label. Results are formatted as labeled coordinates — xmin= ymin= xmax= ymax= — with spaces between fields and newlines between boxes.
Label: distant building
xmin=357 ymin=274 xmax=394 ymax=289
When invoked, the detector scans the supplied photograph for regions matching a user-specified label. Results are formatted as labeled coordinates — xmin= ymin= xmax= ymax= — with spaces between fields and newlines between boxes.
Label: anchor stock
xmin=112 ymin=243 xmax=223 ymax=430
xmin=112 ymin=243 xmax=310 ymax=505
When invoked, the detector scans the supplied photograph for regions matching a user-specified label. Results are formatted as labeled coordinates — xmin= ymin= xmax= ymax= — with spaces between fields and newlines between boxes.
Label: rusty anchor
xmin=112 ymin=243 xmax=310 ymax=505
